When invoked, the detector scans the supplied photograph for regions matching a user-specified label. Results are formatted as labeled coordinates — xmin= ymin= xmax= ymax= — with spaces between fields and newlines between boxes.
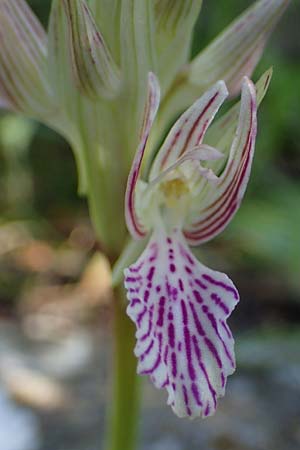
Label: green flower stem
xmin=105 ymin=286 xmax=140 ymax=450
xmin=75 ymin=110 xmax=127 ymax=257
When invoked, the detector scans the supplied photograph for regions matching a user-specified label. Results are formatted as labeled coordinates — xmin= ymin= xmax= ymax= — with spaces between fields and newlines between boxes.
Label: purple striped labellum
xmin=124 ymin=72 xmax=257 ymax=418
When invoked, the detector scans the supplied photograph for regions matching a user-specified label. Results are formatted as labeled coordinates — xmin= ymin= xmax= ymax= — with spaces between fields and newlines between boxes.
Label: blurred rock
xmin=144 ymin=436 xmax=182 ymax=450
xmin=272 ymin=363 xmax=300 ymax=391
xmin=78 ymin=252 xmax=112 ymax=306
xmin=236 ymin=330 xmax=300 ymax=369
xmin=18 ymin=249 xmax=112 ymax=339
xmin=13 ymin=241 xmax=55 ymax=273
xmin=53 ymin=247 xmax=86 ymax=279
xmin=0 ymin=387 xmax=40 ymax=450
xmin=0 ymin=222 xmax=32 ymax=257
xmin=0 ymin=362 xmax=69 ymax=411
xmin=35 ymin=330 xmax=94 ymax=378
xmin=68 ymin=222 xmax=95 ymax=252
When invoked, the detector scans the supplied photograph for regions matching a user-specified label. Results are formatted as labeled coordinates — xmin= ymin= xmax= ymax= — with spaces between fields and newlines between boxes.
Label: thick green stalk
xmin=105 ymin=287 xmax=140 ymax=450
xmin=75 ymin=104 xmax=128 ymax=257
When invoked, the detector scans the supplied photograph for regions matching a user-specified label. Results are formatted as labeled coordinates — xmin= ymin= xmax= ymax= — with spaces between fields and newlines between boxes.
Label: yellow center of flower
xmin=160 ymin=178 xmax=189 ymax=208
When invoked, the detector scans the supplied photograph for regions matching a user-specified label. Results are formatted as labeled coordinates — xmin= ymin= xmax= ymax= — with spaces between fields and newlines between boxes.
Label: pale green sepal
xmin=189 ymin=0 xmax=289 ymax=96
xmin=62 ymin=0 xmax=121 ymax=99
xmin=120 ymin=0 xmax=157 ymax=153
xmin=205 ymin=68 xmax=273 ymax=159
xmin=87 ymin=0 xmax=122 ymax=63
xmin=48 ymin=0 xmax=89 ymax=195
xmin=48 ymin=0 xmax=74 ymax=105
xmin=48 ymin=1 xmax=128 ymax=252
xmin=154 ymin=0 xmax=202 ymax=94
xmin=0 ymin=0 xmax=56 ymax=118
xmin=0 ymin=89 xmax=11 ymax=109
xmin=112 ymin=237 xmax=149 ymax=287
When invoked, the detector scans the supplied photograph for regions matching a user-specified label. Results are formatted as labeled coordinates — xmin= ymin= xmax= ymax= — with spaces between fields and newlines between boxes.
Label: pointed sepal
xmin=189 ymin=0 xmax=290 ymax=96
xmin=154 ymin=0 xmax=203 ymax=93
xmin=0 ymin=0 xmax=54 ymax=117
xmin=149 ymin=81 xmax=228 ymax=180
xmin=204 ymin=68 xmax=272 ymax=166
xmin=124 ymin=228 xmax=239 ymax=418
xmin=60 ymin=0 xmax=120 ymax=99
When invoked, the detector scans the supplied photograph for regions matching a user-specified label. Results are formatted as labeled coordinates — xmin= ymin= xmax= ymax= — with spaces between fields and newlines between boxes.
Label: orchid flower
xmin=124 ymin=72 xmax=259 ymax=418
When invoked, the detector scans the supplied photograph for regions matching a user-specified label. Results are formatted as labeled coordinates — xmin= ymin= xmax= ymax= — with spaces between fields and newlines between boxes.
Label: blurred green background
xmin=0 ymin=2 xmax=299 ymax=450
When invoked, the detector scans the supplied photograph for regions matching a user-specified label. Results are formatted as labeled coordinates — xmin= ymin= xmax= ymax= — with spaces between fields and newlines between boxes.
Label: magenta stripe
xmin=185 ymin=97 xmax=256 ymax=242
xmin=160 ymin=91 xmax=219 ymax=169
xmin=192 ymin=131 xmax=252 ymax=230
xmin=192 ymin=336 xmax=217 ymax=408
xmin=171 ymin=351 xmax=177 ymax=377
xmin=141 ymin=353 xmax=161 ymax=375
xmin=189 ymin=302 xmax=205 ymax=336
xmin=210 ymin=293 xmax=230 ymax=315
xmin=125 ymin=77 xmax=159 ymax=238
xmin=221 ymin=320 xmax=232 ymax=339
xmin=204 ymin=274 xmax=239 ymax=300
xmin=185 ymin=128 xmax=254 ymax=242
xmin=204 ymin=337 xmax=222 ymax=369
xmin=191 ymin=382 xmax=202 ymax=406
xmin=141 ymin=339 xmax=154 ymax=359
xmin=205 ymin=310 xmax=235 ymax=368
xmin=182 ymin=384 xmax=192 ymax=416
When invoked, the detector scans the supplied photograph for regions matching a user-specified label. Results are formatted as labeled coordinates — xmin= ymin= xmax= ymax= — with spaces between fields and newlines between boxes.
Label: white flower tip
xmin=147 ymin=72 xmax=161 ymax=99
xmin=216 ymin=80 xmax=229 ymax=99
xmin=241 ymin=76 xmax=256 ymax=94
xmin=191 ymin=145 xmax=224 ymax=162
xmin=148 ymin=71 xmax=157 ymax=82
xmin=199 ymin=167 xmax=220 ymax=184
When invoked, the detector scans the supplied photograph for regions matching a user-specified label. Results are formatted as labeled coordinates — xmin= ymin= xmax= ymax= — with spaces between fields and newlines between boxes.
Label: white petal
xmin=185 ymin=77 xmax=257 ymax=245
xmin=124 ymin=227 xmax=239 ymax=418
